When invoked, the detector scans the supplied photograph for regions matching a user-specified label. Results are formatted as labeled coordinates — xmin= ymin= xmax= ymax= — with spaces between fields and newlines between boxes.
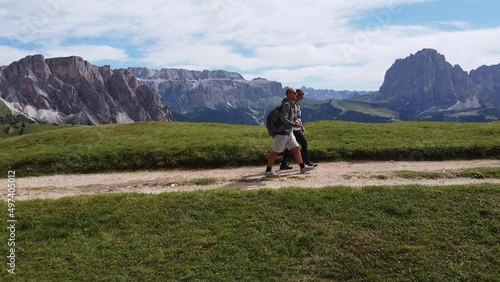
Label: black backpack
xmin=265 ymin=103 xmax=286 ymax=137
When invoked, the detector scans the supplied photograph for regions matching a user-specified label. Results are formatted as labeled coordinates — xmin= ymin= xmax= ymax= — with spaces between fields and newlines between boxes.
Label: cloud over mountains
xmin=1 ymin=0 xmax=500 ymax=90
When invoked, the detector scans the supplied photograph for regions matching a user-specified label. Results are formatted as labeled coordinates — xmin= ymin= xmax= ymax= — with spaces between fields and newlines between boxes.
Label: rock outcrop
xmin=470 ymin=64 xmax=500 ymax=109
xmin=366 ymin=49 xmax=480 ymax=118
xmin=0 ymin=55 xmax=173 ymax=124
xmin=361 ymin=49 xmax=499 ymax=121
xmin=128 ymin=68 xmax=284 ymax=124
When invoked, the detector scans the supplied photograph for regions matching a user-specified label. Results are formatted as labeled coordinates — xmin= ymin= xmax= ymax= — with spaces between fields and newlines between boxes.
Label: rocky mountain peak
xmin=3 ymin=54 xmax=51 ymax=81
xmin=414 ymin=48 xmax=444 ymax=59
xmin=0 ymin=55 xmax=173 ymax=124
xmin=45 ymin=55 xmax=100 ymax=82
xmin=374 ymin=48 xmax=478 ymax=117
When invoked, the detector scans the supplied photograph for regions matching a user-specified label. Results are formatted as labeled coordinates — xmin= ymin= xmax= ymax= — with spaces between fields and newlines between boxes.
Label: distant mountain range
xmin=299 ymin=87 xmax=371 ymax=101
xmin=1 ymin=48 xmax=499 ymax=125
xmin=126 ymin=68 xmax=371 ymax=124
xmin=126 ymin=69 xmax=283 ymax=125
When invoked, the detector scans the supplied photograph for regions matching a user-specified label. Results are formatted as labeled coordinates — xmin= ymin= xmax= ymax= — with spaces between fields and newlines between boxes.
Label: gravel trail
xmin=5 ymin=159 xmax=500 ymax=200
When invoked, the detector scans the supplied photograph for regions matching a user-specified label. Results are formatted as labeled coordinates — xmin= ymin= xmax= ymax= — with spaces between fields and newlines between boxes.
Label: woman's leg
xmin=293 ymin=130 xmax=308 ymax=164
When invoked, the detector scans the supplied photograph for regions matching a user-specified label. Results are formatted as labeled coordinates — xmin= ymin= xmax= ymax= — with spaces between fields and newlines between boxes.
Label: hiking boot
xmin=279 ymin=164 xmax=293 ymax=170
xmin=265 ymin=170 xmax=279 ymax=177
xmin=300 ymin=165 xmax=315 ymax=174
xmin=306 ymin=162 xmax=318 ymax=167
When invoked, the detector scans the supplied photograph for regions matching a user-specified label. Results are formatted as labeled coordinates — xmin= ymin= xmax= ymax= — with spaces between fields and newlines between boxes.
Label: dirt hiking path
xmin=6 ymin=159 xmax=500 ymax=201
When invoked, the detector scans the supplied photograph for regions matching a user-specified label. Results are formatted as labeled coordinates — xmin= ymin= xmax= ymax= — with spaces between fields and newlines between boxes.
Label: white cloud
xmin=1 ymin=0 xmax=500 ymax=90
xmin=43 ymin=46 xmax=129 ymax=62
xmin=242 ymin=26 xmax=500 ymax=90
xmin=244 ymin=64 xmax=385 ymax=91
xmin=434 ymin=21 xmax=470 ymax=29
xmin=0 ymin=45 xmax=34 ymax=66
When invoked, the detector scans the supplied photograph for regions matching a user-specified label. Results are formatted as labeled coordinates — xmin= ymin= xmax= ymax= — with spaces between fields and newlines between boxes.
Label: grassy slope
xmin=0 ymin=99 xmax=11 ymax=116
xmin=0 ymin=184 xmax=498 ymax=281
xmin=1 ymin=121 xmax=499 ymax=176
xmin=301 ymin=99 xmax=399 ymax=121
xmin=331 ymin=99 xmax=400 ymax=119
xmin=0 ymin=121 xmax=498 ymax=280
xmin=0 ymin=123 xmax=74 ymax=138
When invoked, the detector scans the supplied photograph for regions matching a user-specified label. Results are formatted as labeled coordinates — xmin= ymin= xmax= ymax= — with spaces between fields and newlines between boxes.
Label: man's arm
xmin=280 ymin=103 xmax=299 ymax=128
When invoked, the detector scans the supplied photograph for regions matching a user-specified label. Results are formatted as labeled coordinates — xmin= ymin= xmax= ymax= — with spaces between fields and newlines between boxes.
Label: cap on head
xmin=296 ymin=89 xmax=304 ymax=96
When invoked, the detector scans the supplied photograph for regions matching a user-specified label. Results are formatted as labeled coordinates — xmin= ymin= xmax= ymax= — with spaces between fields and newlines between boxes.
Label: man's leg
xmin=265 ymin=135 xmax=287 ymax=176
xmin=291 ymin=146 xmax=304 ymax=164
xmin=267 ymin=151 xmax=279 ymax=168
xmin=265 ymin=151 xmax=280 ymax=177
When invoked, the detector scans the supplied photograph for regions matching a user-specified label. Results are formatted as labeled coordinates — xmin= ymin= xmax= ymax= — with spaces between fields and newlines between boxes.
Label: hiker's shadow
xmin=220 ymin=172 xmax=268 ymax=190
xmin=220 ymin=170 xmax=302 ymax=190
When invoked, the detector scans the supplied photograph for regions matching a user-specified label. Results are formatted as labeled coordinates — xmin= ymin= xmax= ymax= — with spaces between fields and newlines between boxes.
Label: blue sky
xmin=1 ymin=0 xmax=500 ymax=91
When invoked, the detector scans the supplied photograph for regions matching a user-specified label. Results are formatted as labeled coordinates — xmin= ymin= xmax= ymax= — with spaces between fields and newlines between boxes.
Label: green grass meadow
xmin=1 ymin=184 xmax=498 ymax=281
xmin=331 ymin=99 xmax=400 ymax=119
xmin=1 ymin=121 xmax=499 ymax=176
xmin=0 ymin=120 xmax=499 ymax=280
xmin=0 ymin=123 xmax=73 ymax=137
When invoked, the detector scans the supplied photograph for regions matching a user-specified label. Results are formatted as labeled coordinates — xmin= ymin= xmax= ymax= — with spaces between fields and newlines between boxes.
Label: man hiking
xmin=280 ymin=88 xmax=318 ymax=170
xmin=264 ymin=88 xmax=315 ymax=177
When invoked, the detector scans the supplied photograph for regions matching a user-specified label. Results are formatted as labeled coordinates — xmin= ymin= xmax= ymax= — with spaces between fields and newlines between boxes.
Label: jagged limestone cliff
xmin=0 ymin=55 xmax=173 ymax=124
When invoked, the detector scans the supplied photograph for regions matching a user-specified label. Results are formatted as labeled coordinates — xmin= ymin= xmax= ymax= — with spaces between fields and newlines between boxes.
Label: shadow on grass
xmin=219 ymin=169 xmax=306 ymax=190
